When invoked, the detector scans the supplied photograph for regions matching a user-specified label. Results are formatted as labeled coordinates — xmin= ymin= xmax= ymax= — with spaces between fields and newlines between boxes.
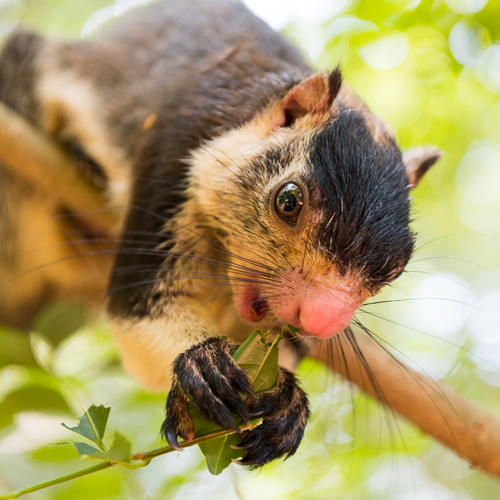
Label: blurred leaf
xmin=62 ymin=405 xmax=110 ymax=449
xmin=0 ymin=384 xmax=70 ymax=415
xmin=157 ymin=474 xmax=190 ymax=498
xmin=34 ymin=302 xmax=86 ymax=346
xmin=70 ymin=442 xmax=101 ymax=458
xmin=51 ymin=469 xmax=123 ymax=500
xmin=0 ymin=328 xmax=37 ymax=368
xmin=86 ymin=431 xmax=132 ymax=466
xmin=0 ymin=384 xmax=71 ymax=432
xmin=32 ymin=443 xmax=80 ymax=462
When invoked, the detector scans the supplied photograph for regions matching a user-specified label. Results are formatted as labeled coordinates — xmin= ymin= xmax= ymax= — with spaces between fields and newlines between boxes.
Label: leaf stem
xmin=0 ymin=425 xmax=259 ymax=499
xmin=0 ymin=462 xmax=113 ymax=499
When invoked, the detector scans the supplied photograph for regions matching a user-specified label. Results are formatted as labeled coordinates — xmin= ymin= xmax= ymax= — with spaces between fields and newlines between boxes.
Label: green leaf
xmin=32 ymin=443 xmax=81 ymax=462
xmin=196 ymin=329 xmax=282 ymax=474
xmin=199 ymin=433 xmax=243 ymax=475
xmin=31 ymin=443 xmax=75 ymax=462
xmin=86 ymin=431 xmax=132 ymax=466
xmin=70 ymin=442 xmax=101 ymax=458
xmin=34 ymin=302 xmax=86 ymax=346
xmin=62 ymin=405 xmax=110 ymax=449
xmin=0 ymin=385 xmax=71 ymax=430
xmin=0 ymin=327 xmax=37 ymax=368
xmin=233 ymin=328 xmax=283 ymax=392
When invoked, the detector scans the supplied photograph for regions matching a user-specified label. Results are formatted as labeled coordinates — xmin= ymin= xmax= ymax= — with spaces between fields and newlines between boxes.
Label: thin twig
xmin=0 ymin=427 xmax=245 ymax=499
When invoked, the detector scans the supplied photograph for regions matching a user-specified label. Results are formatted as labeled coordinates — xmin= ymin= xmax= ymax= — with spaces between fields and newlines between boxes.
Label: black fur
xmin=236 ymin=368 xmax=310 ymax=468
xmin=308 ymin=111 xmax=413 ymax=287
xmin=215 ymin=108 xmax=413 ymax=292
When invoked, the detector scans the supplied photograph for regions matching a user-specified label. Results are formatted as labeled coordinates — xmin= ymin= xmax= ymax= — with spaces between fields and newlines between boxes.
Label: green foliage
xmin=0 ymin=328 xmax=36 ymax=368
xmin=34 ymin=303 xmax=87 ymax=347
xmin=86 ymin=431 xmax=132 ymax=466
xmin=0 ymin=330 xmax=282 ymax=497
xmin=62 ymin=405 xmax=110 ymax=450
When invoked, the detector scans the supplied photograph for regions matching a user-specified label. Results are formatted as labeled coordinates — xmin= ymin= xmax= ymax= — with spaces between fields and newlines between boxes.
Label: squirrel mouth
xmin=237 ymin=287 xmax=269 ymax=323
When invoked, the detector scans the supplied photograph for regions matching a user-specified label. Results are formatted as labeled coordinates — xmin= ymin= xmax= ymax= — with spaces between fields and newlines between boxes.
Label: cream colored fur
xmin=36 ymin=44 xmax=133 ymax=216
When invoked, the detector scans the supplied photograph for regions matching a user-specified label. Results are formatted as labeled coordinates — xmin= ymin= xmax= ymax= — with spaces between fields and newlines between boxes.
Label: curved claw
xmin=231 ymin=458 xmax=248 ymax=466
xmin=230 ymin=444 xmax=247 ymax=451
xmin=164 ymin=426 xmax=184 ymax=452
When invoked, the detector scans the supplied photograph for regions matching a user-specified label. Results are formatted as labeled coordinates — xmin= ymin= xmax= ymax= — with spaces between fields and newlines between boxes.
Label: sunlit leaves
xmin=87 ymin=431 xmax=132 ymax=466
xmin=62 ymin=405 xmax=110 ymax=450
xmin=63 ymin=406 xmax=132 ymax=466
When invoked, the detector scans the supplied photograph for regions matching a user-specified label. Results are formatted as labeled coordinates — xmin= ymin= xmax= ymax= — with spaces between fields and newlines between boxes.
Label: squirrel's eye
xmin=275 ymin=182 xmax=304 ymax=225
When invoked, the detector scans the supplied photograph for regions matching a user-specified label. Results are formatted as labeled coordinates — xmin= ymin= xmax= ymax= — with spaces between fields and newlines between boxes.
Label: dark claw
xmin=164 ymin=426 xmax=183 ymax=452
xmin=161 ymin=378 xmax=195 ymax=450
xmin=231 ymin=458 xmax=250 ymax=466
xmin=230 ymin=444 xmax=247 ymax=450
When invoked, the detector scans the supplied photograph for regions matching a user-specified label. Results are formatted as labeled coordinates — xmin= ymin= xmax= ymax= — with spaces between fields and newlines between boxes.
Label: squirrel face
xmin=186 ymin=70 xmax=440 ymax=338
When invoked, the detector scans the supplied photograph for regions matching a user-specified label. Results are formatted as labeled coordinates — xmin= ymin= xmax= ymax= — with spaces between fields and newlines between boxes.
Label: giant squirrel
xmin=0 ymin=0 xmax=440 ymax=467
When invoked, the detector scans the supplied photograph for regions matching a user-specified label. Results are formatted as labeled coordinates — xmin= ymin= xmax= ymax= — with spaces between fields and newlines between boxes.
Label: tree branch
xmin=310 ymin=332 xmax=500 ymax=476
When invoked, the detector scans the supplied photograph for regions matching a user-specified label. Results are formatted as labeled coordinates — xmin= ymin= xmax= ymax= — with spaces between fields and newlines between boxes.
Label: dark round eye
xmin=275 ymin=182 xmax=304 ymax=225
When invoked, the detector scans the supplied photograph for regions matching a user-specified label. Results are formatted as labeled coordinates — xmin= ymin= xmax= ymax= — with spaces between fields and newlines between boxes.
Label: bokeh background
xmin=1 ymin=0 xmax=500 ymax=498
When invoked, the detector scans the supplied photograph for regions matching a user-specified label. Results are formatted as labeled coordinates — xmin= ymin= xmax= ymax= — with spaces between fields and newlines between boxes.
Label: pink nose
xmin=270 ymin=270 xmax=364 ymax=339
xmin=297 ymin=290 xmax=359 ymax=338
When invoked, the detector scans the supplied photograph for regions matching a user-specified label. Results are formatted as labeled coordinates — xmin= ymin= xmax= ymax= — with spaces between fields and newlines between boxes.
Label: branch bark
xmin=310 ymin=332 xmax=500 ymax=476
xmin=1 ymin=101 xmax=499 ymax=477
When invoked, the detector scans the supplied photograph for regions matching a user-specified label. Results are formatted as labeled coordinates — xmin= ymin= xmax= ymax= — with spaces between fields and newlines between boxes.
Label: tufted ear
xmin=403 ymin=147 xmax=442 ymax=189
xmin=277 ymin=68 xmax=342 ymax=127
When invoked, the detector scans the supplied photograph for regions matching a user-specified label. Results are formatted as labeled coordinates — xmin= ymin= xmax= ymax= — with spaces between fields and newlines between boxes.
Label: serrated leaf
xmin=62 ymin=405 xmax=110 ymax=448
xmin=70 ymin=442 xmax=101 ymax=457
xmin=86 ymin=431 xmax=132 ymax=466
xmin=199 ymin=433 xmax=243 ymax=475
xmin=196 ymin=329 xmax=282 ymax=474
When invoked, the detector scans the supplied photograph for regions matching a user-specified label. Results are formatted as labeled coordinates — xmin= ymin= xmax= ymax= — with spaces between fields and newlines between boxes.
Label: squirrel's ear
xmin=277 ymin=68 xmax=342 ymax=127
xmin=403 ymin=147 xmax=442 ymax=189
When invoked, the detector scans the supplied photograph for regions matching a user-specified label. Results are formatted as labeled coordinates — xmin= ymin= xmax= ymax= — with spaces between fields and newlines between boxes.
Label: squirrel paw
xmin=232 ymin=368 xmax=310 ymax=468
xmin=161 ymin=337 xmax=253 ymax=450
xmin=161 ymin=338 xmax=309 ymax=468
